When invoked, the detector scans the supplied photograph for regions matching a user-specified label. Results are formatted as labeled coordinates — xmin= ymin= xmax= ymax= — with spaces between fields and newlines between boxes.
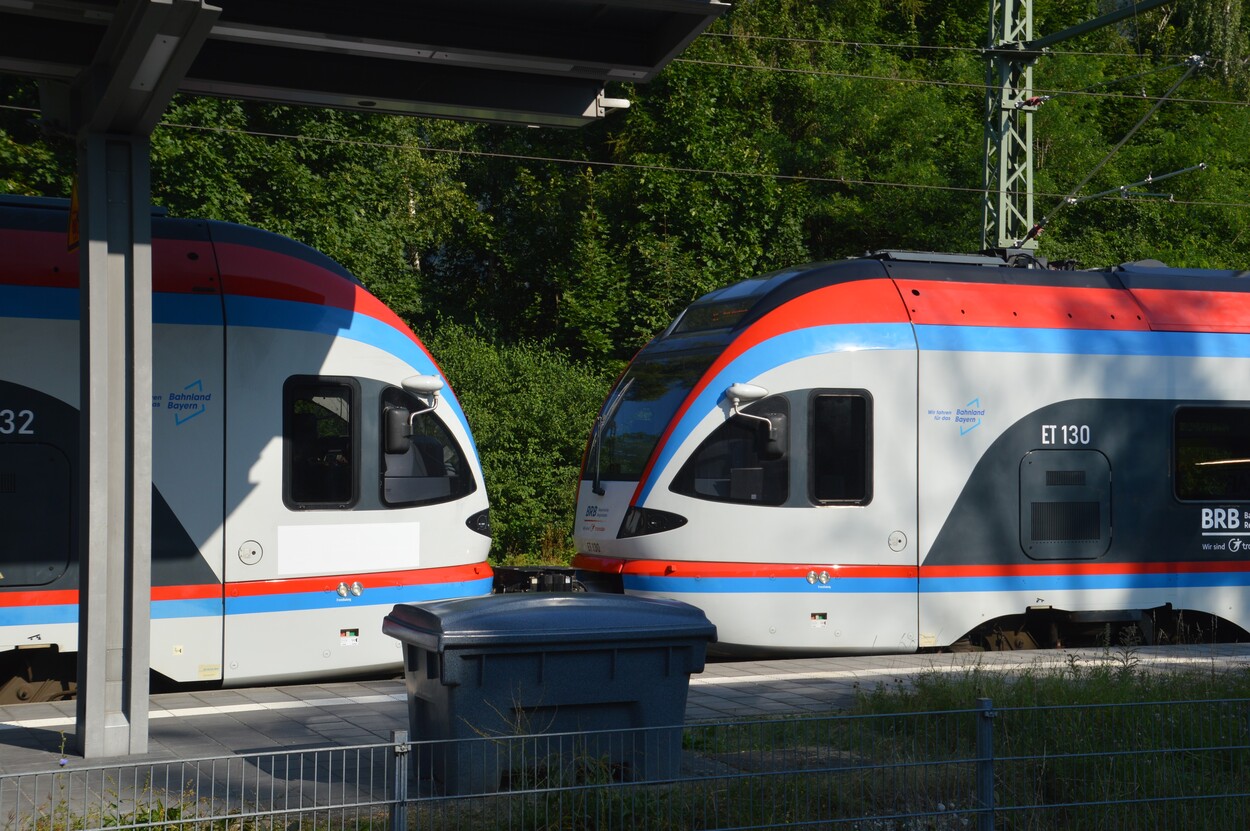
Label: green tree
xmin=423 ymin=324 xmax=616 ymax=562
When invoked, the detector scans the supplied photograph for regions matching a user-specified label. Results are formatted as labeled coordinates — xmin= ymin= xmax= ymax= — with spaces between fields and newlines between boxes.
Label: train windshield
xmin=588 ymin=350 xmax=718 ymax=485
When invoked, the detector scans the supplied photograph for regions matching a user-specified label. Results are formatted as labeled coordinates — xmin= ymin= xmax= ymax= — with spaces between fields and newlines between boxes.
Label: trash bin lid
xmin=383 ymin=593 xmax=717 ymax=652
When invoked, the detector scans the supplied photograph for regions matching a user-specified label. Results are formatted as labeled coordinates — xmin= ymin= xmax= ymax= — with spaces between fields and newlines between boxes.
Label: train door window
xmin=810 ymin=392 xmax=872 ymax=505
xmin=284 ymin=377 xmax=358 ymax=509
xmin=1174 ymin=407 xmax=1250 ymax=501
xmin=380 ymin=387 xmax=476 ymax=507
xmin=671 ymin=396 xmax=789 ymax=505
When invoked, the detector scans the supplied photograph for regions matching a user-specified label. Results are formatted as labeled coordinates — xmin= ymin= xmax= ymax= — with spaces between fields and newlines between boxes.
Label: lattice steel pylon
xmin=980 ymin=0 xmax=1175 ymax=252
xmin=981 ymin=0 xmax=1039 ymax=251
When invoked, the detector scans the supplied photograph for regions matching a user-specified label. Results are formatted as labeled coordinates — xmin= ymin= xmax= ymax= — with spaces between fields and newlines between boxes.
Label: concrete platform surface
xmin=2 ymin=643 xmax=1247 ymax=775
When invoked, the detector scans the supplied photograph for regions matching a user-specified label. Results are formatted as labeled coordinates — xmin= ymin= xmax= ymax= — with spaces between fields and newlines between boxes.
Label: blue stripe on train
xmin=919 ymin=571 xmax=1250 ymax=593
xmin=623 ymin=571 xmax=1250 ymax=594
xmin=624 ymin=575 xmax=917 ymax=594
xmin=222 ymin=577 xmax=494 ymax=615
xmin=0 ymin=286 xmax=78 ymax=320
xmin=916 ymin=325 xmax=1250 ymax=357
xmin=3 ymin=578 xmax=494 ymax=626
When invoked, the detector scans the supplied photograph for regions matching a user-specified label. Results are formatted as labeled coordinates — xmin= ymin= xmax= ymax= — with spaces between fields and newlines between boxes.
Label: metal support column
xmin=74 ymin=134 xmax=154 ymax=757
xmin=44 ymin=0 xmax=221 ymax=758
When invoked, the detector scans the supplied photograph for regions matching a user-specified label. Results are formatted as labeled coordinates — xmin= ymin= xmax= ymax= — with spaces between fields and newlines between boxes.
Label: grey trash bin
xmin=382 ymin=592 xmax=717 ymax=795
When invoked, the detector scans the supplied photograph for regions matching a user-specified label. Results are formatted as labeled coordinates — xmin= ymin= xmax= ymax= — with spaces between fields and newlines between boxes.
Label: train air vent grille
xmin=1046 ymin=470 xmax=1086 ymax=487
xmin=1031 ymin=501 xmax=1100 ymax=543
xmin=1020 ymin=449 xmax=1111 ymax=560
xmin=0 ymin=472 xmax=15 ymax=494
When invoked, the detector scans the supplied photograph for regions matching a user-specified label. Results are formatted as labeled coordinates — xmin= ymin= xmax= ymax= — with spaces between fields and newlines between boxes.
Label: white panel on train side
xmin=150 ymin=315 xmax=226 ymax=683
xmin=0 ymin=318 xmax=78 ymax=405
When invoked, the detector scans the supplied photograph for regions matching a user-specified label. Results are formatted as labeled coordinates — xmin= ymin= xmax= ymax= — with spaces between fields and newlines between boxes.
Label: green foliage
xmin=422 ymin=323 xmax=616 ymax=562
xmin=150 ymin=99 xmax=484 ymax=322
xmin=0 ymin=79 xmax=73 ymax=195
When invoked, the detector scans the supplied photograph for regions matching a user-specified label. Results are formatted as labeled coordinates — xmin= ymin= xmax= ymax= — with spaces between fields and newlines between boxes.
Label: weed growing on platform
xmin=852 ymin=655 xmax=1250 ymax=713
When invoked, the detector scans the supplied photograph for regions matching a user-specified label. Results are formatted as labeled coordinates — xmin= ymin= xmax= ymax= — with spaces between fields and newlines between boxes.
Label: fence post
xmin=975 ymin=698 xmax=996 ymax=831
xmin=391 ymin=729 xmax=410 ymax=831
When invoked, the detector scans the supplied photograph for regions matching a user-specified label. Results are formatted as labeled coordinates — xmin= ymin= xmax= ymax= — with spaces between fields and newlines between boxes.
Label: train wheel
xmin=985 ymin=626 xmax=1040 ymax=651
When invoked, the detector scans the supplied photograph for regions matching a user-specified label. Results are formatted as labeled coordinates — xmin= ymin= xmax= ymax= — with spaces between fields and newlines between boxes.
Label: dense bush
xmin=422 ymin=323 xmax=618 ymax=562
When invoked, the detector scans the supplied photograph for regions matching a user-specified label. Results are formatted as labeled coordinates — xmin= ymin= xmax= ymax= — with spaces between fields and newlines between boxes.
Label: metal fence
xmin=3 ymin=697 xmax=1249 ymax=830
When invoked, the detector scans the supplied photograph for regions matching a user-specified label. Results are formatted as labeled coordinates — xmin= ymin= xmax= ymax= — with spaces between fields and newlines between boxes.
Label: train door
xmin=215 ymin=232 xmax=413 ymax=685
xmin=149 ymin=225 xmax=228 ymax=685
xmin=807 ymin=347 xmax=920 ymax=651
xmin=217 ymin=281 xmax=347 ymax=684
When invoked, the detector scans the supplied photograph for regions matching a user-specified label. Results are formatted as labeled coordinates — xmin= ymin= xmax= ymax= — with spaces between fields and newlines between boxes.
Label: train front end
xmin=572 ymin=260 xmax=922 ymax=657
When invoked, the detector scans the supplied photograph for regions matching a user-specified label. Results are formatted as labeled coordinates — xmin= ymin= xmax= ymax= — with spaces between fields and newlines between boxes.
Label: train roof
xmin=659 ymin=250 xmax=1250 ymax=348
xmin=0 ymin=193 xmax=361 ymax=288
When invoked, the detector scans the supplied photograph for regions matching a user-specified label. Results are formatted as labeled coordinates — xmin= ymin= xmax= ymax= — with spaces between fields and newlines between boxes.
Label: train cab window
xmin=284 ymin=378 xmax=358 ymax=509
xmin=671 ymin=396 xmax=789 ymax=505
xmin=1175 ymin=407 xmax=1250 ymax=501
xmin=810 ymin=392 xmax=872 ymax=505
xmin=380 ymin=387 xmax=476 ymax=507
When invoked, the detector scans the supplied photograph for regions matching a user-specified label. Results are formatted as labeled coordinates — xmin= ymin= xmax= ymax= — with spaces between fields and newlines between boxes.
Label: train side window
xmin=284 ymin=377 xmax=358 ymax=509
xmin=670 ymin=396 xmax=789 ymax=505
xmin=810 ymin=392 xmax=872 ymax=505
xmin=380 ymin=387 xmax=476 ymax=507
xmin=1175 ymin=407 xmax=1250 ymax=501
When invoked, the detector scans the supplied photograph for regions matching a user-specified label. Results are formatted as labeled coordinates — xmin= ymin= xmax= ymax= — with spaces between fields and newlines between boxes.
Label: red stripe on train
xmin=0 ymin=563 xmax=493 ymax=606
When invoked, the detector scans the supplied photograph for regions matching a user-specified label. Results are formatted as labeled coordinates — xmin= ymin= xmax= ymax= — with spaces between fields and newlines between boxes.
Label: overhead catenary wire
xmin=700 ymin=29 xmax=1187 ymax=60
xmin=164 ymin=119 xmax=1250 ymax=212
xmin=673 ymin=56 xmax=1250 ymax=107
xmin=1019 ymin=55 xmax=1208 ymax=245
xmin=2 ymin=103 xmax=1247 ymax=210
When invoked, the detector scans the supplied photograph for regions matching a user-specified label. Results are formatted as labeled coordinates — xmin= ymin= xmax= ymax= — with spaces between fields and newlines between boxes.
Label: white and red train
xmin=8 ymin=187 xmax=1250 ymax=692
xmin=0 ymin=195 xmax=493 ymax=701
xmin=573 ymin=251 xmax=1250 ymax=656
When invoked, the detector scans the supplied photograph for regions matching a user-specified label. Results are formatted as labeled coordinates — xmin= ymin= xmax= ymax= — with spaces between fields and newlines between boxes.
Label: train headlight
xmin=806 ymin=571 xmax=818 ymax=584
xmin=336 ymin=582 xmax=349 ymax=598
xmin=618 ymin=506 xmax=688 ymax=538
xmin=466 ymin=509 xmax=491 ymax=537
xmin=350 ymin=581 xmax=364 ymax=596
xmin=819 ymin=571 xmax=831 ymax=584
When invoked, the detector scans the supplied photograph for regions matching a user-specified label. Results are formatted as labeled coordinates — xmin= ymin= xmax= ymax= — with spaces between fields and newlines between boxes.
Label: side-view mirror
xmin=384 ymin=407 xmax=411 ymax=455
xmin=725 ymin=382 xmax=780 ymax=455
xmin=402 ymin=374 xmax=444 ymax=398
xmin=400 ymin=374 xmax=442 ymax=420
xmin=726 ymin=383 xmax=768 ymax=405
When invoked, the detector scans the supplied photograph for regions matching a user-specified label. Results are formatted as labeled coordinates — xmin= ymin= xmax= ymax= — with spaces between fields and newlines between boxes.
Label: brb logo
xmin=1201 ymin=508 xmax=1243 ymax=530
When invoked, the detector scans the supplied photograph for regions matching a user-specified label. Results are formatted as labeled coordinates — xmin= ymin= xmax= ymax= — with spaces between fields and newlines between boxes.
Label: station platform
xmin=3 ymin=643 xmax=1248 ymax=776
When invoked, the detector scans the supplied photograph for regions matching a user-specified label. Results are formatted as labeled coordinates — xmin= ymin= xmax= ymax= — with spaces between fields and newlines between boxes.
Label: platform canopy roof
xmin=0 ymin=0 xmax=729 ymax=128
